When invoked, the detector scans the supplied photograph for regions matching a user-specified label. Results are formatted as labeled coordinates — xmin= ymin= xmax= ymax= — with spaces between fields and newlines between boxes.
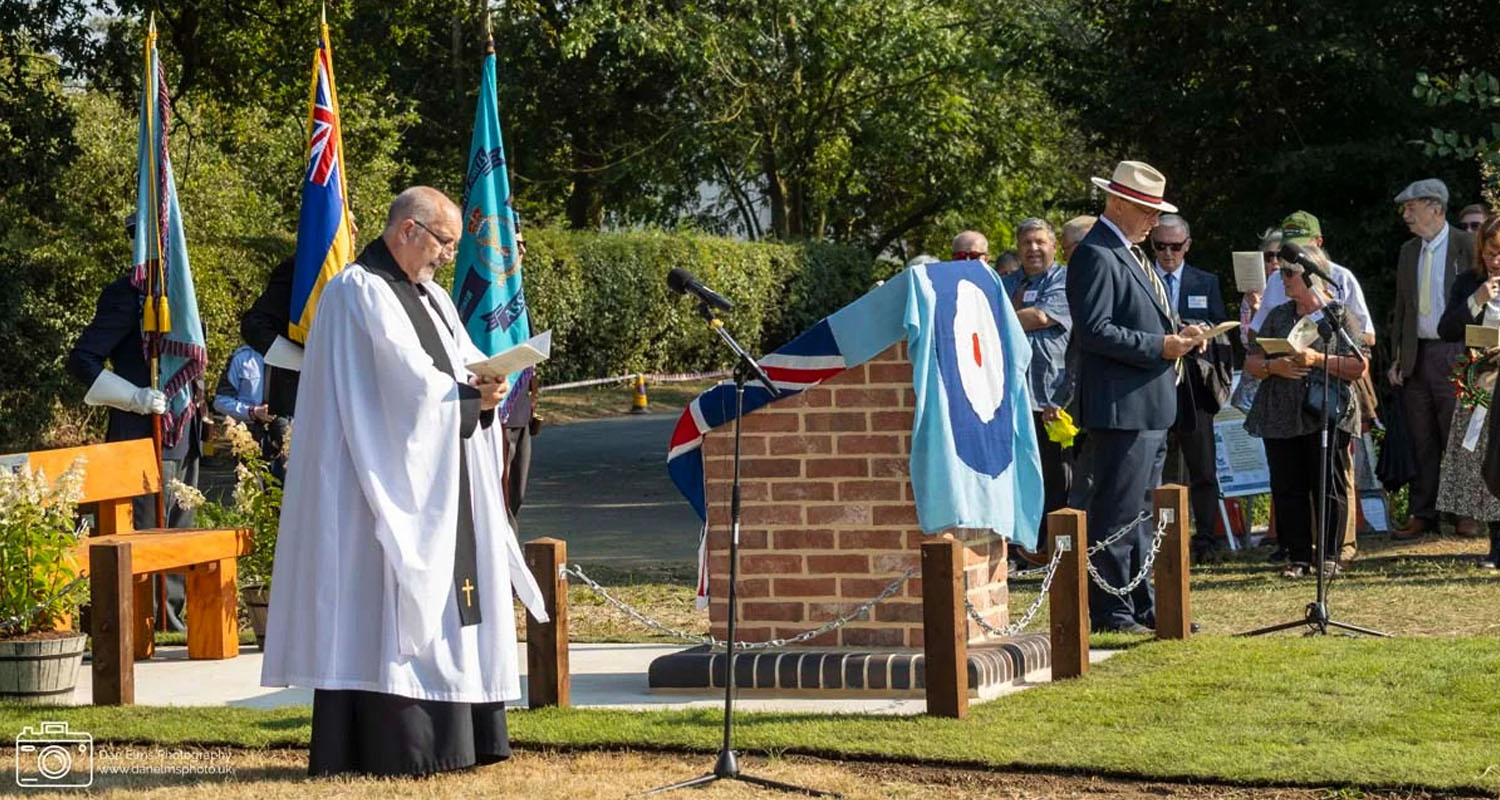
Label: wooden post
xmin=132 ymin=575 xmax=155 ymax=660
xmin=524 ymin=537 xmax=569 ymax=708
xmin=1153 ymin=484 xmax=1192 ymax=640
xmin=90 ymin=542 xmax=134 ymax=705
xmin=921 ymin=537 xmax=967 ymax=719
xmin=1048 ymin=509 xmax=1089 ymax=680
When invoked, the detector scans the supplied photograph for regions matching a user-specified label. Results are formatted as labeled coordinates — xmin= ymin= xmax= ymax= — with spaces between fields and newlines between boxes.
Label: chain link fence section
xmin=965 ymin=543 xmax=1066 ymax=638
xmin=1084 ymin=511 xmax=1171 ymax=597
xmin=1007 ymin=510 xmax=1151 ymax=580
xmin=564 ymin=564 xmax=915 ymax=650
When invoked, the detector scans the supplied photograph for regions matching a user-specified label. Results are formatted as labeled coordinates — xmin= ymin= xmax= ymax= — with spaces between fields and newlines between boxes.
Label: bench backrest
xmin=1 ymin=439 xmax=161 ymax=535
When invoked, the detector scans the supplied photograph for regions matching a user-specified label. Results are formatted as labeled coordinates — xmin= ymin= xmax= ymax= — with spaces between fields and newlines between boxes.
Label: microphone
xmin=666 ymin=267 xmax=735 ymax=312
xmin=1278 ymin=242 xmax=1335 ymax=287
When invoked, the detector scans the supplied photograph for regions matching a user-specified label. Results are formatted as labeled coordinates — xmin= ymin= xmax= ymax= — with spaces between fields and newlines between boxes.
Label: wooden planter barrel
xmin=0 ymin=634 xmax=86 ymax=704
xmin=242 ymin=585 xmax=270 ymax=650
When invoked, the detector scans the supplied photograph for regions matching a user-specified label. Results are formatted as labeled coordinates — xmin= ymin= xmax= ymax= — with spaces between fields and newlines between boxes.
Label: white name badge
xmin=1188 ymin=295 xmax=1208 ymax=310
xmin=1023 ymin=290 xmax=1038 ymax=303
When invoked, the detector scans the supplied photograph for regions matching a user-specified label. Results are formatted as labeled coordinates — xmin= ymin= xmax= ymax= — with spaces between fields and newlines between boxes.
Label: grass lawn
xmin=4 ymin=636 xmax=1498 ymax=794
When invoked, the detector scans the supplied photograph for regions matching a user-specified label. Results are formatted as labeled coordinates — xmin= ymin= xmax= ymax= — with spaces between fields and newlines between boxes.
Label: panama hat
xmin=1090 ymin=160 xmax=1178 ymax=213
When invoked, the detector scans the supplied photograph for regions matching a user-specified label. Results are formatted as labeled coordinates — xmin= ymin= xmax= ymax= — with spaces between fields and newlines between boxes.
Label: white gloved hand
xmin=84 ymin=369 xmax=168 ymax=415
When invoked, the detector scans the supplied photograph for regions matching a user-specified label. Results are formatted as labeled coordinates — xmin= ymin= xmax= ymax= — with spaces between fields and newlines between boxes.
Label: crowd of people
xmin=928 ymin=161 xmax=1499 ymax=633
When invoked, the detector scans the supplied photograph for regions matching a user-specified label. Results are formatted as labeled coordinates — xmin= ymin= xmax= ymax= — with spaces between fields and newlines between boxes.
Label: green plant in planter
xmin=172 ymin=420 xmax=283 ymax=589
xmin=0 ymin=458 xmax=88 ymax=639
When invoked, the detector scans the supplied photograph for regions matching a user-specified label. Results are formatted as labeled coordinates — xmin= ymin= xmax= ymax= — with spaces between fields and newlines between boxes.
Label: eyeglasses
xmin=953 ymin=250 xmax=989 ymax=261
xmin=1262 ymin=251 xmax=1281 ymax=262
xmin=1279 ymin=266 xmax=1303 ymax=280
xmin=411 ymin=218 xmax=455 ymax=251
xmin=1151 ymin=240 xmax=1186 ymax=252
xmin=1460 ymin=221 xmax=1484 ymax=232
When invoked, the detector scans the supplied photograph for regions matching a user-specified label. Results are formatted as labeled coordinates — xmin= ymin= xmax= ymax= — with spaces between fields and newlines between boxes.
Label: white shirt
xmin=1250 ymin=261 xmax=1374 ymax=337
xmin=1416 ymin=223 xmax=1450 ymax=340
xmin=1095 ymin=213 xmax=1133 ymax=251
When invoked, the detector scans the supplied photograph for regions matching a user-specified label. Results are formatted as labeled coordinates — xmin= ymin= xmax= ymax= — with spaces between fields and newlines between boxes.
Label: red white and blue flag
xmin=668 ymin=262 xmax=1045 ymax=604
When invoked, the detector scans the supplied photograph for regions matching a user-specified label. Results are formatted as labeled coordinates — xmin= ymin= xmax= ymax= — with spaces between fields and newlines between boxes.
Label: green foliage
xmin=519 ymin=229 xmax=876 ymax=383
xmin=1413 ymin=70 xmax=1500 ymax=203
xmin=0 ymin=458 xmax=88 ymax=638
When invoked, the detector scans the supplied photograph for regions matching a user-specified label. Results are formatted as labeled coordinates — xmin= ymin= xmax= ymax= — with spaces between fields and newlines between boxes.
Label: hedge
xmin=519 ymin=229 xmax=880 ymax=383
xmin=1 ymin=225 xmax=878 ymax=452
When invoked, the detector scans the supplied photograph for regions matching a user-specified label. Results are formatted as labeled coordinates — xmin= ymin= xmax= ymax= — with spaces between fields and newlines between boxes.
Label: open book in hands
xmin=1181 ymin=320 xmax=1239 ymax=344
xmin=466 ymin=330 xmax=552 ymax=380
xmin=1257 ymin=316 xmax=1320 ymax=356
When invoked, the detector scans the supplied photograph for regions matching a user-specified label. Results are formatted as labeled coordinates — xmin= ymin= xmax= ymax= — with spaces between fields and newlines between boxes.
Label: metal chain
xmin=966 ymin=543 xmax=1066 ymax=637
xmin=1007 ymin=510 xmax=1151 ymax=580
xmin=565 ymin=564 xmax=915 ymax=650
xmin=1085 ymin=512 xmax=1170 ymax=597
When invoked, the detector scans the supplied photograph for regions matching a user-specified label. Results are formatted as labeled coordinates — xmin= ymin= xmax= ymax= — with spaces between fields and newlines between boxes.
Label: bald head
xmin=951 ymin=231 xmax=989 ymax=264
xmin=382 ymin=186 xmax=462 ymax=282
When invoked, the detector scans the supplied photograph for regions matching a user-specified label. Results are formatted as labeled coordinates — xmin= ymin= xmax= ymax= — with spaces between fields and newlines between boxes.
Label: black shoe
xmin=1191 ymin=543 xmax=1225 ymax=565
xmin=1266 ymin=546 xmax=1289 ymax=563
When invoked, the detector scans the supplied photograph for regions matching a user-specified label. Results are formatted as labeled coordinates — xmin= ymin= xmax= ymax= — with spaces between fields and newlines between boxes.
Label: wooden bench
xmin=4 ymin=439 xmax=252 ymax=705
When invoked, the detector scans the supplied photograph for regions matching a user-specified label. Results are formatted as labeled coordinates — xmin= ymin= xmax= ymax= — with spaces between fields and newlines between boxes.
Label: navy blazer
xmin=240 ymin=257 xmax=302 ymax=417
xmin=1066 ymin=223 xmax=1178 ymax=431
xmin=1168 ymin=263 xmax=1227 ymax=326
xmin=66 ymin=273 xmax=196 ymax=459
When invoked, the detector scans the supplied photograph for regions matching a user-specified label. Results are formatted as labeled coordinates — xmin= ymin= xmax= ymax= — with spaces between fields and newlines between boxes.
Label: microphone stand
xmin=1244 ymin=291 xmax=1389 ymax=638
xmin=639 ymin=301 xmax=838 ymax=798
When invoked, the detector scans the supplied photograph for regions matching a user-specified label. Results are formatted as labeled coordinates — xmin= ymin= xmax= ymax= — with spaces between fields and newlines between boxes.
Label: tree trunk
xmin=566 ymin=149 xmax=605 ymax=230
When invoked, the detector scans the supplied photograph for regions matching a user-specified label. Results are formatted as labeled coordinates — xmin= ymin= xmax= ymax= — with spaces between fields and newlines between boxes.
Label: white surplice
xmin=260 ymin=264 xmax=546 ymax=704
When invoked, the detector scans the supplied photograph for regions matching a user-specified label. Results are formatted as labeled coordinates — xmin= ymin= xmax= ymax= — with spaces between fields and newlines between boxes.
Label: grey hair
xmin=1015 ymin=217 xmax=1056 ymax=240
xmin=1283 ymin=243 xmax=1331 ymax=292
xmin=1156 ymin=214 xmax=1191 ymax=238
xmin=1258 ymin=227 xmax=1283 ymax=250
xmin=384 ymin=186 xmax=459 ymax=233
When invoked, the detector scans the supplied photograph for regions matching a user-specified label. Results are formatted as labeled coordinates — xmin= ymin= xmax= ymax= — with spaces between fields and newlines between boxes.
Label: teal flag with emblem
xmin=452 ymin=27 xmax=529 ymax=420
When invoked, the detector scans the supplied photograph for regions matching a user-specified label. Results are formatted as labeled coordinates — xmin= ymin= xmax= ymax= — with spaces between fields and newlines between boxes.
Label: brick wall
xmin=701 ymin=342 xmax=1009 ymax=648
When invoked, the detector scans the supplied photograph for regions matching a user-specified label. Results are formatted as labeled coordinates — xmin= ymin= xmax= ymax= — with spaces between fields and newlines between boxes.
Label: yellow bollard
xmin=631 ymin=374 xmax=649 ymax=414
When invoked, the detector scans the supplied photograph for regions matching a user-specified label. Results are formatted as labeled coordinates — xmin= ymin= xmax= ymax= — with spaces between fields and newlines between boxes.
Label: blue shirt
xmin=212 ymin=345 xmax=266 ymax=422
xmin=1154 ymin=264 xmax=1183 ymax=312
xmin=1012 ymin=264 xmax=1071 ymax=410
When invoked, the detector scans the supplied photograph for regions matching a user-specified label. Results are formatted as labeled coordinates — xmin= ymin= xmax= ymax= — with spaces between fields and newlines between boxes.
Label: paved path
xmin=66 ymin=645 xmax=1115 ymax=714
xmin=520 ymin=414 xmax=703 ymax=566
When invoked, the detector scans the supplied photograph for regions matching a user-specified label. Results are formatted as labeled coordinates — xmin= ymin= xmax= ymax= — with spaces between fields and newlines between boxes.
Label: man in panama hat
xmin=1067 ymin=160 xmax=1206 ymax=634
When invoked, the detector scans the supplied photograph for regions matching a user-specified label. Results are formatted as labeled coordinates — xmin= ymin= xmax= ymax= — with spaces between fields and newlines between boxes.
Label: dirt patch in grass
xmin=0 ymin=747 xmax=1465 ymax=799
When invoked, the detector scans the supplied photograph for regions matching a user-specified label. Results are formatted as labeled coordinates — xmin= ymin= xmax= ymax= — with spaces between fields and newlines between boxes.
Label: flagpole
xmin=144 ymin=13 xmax=167 ymax=532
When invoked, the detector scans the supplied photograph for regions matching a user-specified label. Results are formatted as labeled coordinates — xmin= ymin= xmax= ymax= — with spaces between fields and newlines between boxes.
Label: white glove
xmin=84 ymin=370 xmax=168 ymax=415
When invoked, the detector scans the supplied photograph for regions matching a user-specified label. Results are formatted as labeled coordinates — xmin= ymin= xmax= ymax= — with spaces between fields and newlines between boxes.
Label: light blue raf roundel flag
xmin=903 ymin=261 xmax=1044 ymax=547
xmin=452 ymin=37 xmax=530 ymax=421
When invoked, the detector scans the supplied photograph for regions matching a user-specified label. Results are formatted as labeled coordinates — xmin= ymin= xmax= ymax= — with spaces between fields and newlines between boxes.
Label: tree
xmin=591 ymin=0 xmax=1087 ymax=248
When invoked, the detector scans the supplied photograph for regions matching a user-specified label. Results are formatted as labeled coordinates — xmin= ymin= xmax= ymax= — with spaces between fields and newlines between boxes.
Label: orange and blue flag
xmin=288 ymin=19 xmax=353 ymax=343
xmin=131 ymin=18 xmax=205 ymax=449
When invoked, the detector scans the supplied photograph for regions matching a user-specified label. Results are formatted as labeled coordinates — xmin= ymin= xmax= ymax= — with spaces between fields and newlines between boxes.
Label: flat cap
xmin=1394 ymin=178 xmax=1449 ymax=206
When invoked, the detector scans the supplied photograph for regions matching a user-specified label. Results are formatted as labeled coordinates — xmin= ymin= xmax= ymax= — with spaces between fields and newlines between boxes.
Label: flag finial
xmin=321 ymin=1 xmax=327 ymax=27
xmin=485 ymin=11 xmax=494 ymax=54
xmin=148 ymin=11 xmax=156 ymax=35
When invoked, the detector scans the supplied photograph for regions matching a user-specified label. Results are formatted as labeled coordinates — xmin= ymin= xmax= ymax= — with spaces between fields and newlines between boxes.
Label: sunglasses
xmin=953 ymin=250 xmax=989 ymax=261
xmin=1151 ymin=240 xmax=1186 ymax=252
xmin=1262 ymin=251 xmax=1280 ymax=261
xmin=1460 ymin=221 xmax=1484 ymax=232
xmin=1279 ymin=266 xmax=1304 ymax=280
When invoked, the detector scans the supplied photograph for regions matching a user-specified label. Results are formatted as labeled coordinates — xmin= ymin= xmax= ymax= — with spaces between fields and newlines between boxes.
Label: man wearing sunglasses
xmin=1151 ymin=215 xmax=1230 ymax=564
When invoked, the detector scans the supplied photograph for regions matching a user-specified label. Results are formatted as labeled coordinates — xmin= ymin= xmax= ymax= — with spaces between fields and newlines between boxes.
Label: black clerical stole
xmin=358 ymin=242 xmax=483 ymax=627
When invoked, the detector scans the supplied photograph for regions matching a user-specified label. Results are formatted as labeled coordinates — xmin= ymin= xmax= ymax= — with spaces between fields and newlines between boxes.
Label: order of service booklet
xmin=1257 ymin=315 xmax=1321 ymax=356
xmin=466 ymin=330 xmax=552 ymax=380
xmin=1232 ymin=251 xmax=1267 ymax=294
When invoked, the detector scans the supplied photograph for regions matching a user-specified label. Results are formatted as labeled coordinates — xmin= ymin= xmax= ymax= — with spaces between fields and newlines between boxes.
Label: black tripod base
xmin=634 ymin=749 xmax=842 ymax=798
xmin=1240 ymin=602 xmax=1390 ymax=638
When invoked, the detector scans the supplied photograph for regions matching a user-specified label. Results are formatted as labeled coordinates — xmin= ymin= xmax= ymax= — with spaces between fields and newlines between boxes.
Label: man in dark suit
xmin=1151 ymin=214 xmax=1231 ymax=563
xmin=1387 ymin=179 xmax=1476 ymax=538
xmin=240 ymin=256 xmax=302 ymax=418
xmin=1067 ymin=161 xmax=1205 ymax=634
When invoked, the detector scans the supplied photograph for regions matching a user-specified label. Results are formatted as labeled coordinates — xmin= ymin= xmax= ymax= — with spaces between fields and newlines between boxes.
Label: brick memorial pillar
xmin=648 ymin=343 xmax=1050 ymax=695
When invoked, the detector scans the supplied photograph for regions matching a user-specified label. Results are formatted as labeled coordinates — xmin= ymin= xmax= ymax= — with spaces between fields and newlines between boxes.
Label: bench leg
xmin=186 ymin=558 xmax=239 ymax=659
xmin=133 ymin=576 xmax=155 ymax=660
xmin=90 ymin=542 xmax=134 ymax=706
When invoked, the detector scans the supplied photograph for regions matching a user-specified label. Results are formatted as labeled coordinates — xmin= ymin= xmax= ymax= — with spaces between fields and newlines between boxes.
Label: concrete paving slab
xmin=66 ymin=643 xmax=1115 ymax=715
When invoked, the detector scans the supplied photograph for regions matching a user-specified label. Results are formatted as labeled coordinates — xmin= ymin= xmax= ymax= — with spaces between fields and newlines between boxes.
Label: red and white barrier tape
xmin=539 ymin=369 xmax=731 ymax=393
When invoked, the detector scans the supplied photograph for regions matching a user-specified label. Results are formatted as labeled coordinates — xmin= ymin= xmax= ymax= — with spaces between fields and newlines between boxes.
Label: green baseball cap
xmin=1280 ymin=210 xmax=1322 ymax=246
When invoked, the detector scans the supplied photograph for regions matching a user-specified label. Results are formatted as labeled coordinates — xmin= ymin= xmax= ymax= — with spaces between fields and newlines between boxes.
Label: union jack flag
xmin=306 ymin=51 xmax=339 ymax=186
